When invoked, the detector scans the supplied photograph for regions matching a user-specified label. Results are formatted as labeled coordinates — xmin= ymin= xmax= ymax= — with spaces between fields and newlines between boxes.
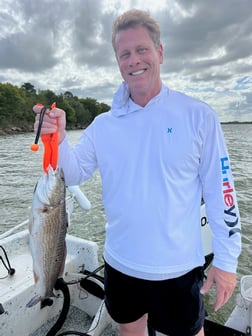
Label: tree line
xmin=0 ymin=82 xmax=110 ymax=131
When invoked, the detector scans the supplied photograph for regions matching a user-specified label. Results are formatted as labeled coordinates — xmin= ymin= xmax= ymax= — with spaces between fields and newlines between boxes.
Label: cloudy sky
xmin=1 ymin=0 xmax=251 ymax=122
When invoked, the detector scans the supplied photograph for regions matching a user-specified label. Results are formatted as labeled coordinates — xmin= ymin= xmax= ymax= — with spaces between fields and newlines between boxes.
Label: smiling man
xmin=34 ymin=9 xmax=241 ymax=336
xmin=113 ymin=23 xmax=163 ymax=106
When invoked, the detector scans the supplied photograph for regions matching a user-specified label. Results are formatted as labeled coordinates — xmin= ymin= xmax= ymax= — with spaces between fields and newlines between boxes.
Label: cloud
xmin=0 ymin=0 xmax=251 ymax=121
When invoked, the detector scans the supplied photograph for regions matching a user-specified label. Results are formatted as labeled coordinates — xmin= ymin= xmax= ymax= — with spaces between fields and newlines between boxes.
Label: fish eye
xmin=42 ymin=206 xmax=49 ymax=213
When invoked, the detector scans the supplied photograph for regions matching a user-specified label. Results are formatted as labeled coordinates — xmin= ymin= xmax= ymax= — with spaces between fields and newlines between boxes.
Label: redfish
xmin=26 ymin=166 xmax=67 ymax=307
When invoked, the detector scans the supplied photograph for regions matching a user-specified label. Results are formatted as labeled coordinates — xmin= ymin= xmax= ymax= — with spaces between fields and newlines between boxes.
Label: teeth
xmin=131 ymin=70 xmax=145 ymax=76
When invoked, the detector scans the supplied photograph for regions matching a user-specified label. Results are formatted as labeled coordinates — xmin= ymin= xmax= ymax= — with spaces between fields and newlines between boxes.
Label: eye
xmin=137 ymin=47 xmax=147 ymax=54
xmin=119 ymin=51 xmax=130 ymax=60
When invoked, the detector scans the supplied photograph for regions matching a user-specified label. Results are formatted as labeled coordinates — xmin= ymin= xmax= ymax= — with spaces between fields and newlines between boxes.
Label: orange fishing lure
xmin=31 ymin=102 xmax=58 ymax=173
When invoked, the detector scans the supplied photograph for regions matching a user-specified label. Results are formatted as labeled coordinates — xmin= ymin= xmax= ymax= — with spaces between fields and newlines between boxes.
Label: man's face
xmin=114 ymin=26 xmax=163 ymax=104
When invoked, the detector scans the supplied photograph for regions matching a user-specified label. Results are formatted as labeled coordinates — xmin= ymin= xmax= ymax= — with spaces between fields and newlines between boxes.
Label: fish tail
xmin=26 ymin=295 xmax=54 ymax=308
xmin=26 ymin=294 xmax=42 ymax=308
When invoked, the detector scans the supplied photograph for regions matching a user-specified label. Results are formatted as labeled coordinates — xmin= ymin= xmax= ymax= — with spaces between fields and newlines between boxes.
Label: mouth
xmin=129 ymin=69 xmax=146 ymax=76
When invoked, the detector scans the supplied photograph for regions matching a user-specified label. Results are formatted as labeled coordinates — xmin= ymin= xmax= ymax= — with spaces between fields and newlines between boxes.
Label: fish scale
xmin=41 ymin=206 xmax=66 ymax=295
xmin=26 ymin=166 xmax=67 ymax=308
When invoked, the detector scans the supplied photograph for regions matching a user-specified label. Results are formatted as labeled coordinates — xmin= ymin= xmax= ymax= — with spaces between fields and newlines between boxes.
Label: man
xmin=34 ymin=9 xmax=241 ymax=336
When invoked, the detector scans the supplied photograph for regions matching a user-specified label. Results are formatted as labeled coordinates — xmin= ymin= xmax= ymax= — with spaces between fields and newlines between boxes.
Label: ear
xmin=158 ymin=43 xmax=164 ymax=64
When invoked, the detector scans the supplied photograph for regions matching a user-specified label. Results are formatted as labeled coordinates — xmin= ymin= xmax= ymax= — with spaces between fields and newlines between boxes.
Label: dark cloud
xmin=0 ymin=0 xmax=71 ymax=71
xmin=71 ymin=5 xmax=115 ymax=67
xmin=0 ymin=0 xmax=251 ymax=120
xmin=68 ymin=82 xmax=117 ymax=105
xmin=158 ymin=1 xmax=252 ymax=72
xmin=0 ymin=32 xmax=58 ymax=72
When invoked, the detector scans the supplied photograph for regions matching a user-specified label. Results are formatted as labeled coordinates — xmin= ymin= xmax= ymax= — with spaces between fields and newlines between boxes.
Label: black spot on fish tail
xmin=41 ymin=298 xmax=54 ymax=309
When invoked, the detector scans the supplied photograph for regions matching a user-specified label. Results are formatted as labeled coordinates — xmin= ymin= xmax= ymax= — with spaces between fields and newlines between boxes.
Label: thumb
xmin=49 ymin=107 xmax=65 ymax=118
xmin=200 ymin=272 xmax=214 ymax=295
xmin=200 ymin=279 xmax=212 ymax=295
xmin=49 ymin=107 xmax=66 ymax=129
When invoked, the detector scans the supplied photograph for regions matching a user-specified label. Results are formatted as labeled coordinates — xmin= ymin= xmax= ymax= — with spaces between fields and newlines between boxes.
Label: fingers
xmin=200 ymin=267 xmax=214 ymax=295
xmin=214 ymin=286 xmax=233 ymax=311
xmin=33 ymin=105 xmax=65 ymax=119
xmin=200 ymin=279 xmax=212 ymax=295
xmin=50 ymin=108 xmax=67 ymax=143
xmin=33 ymin=105 xmax=66 ymax=143
xmin=214 ymin=273 xmax=236 ymax=311
xmin=200 ymin=266 xmax=237 ymax=312
xmin=33 ymin=104 xmax=48 ymax=114
xmin=214 ymin=277 xmax=236 ymax=311
xmin=34 ymin=113 xmax=58 ymax=134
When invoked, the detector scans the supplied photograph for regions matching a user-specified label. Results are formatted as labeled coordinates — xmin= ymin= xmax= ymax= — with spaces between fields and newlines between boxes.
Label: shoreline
xmin=1 ymin=121 xmax=251 ymax=136
xmin=0 ymin=124 xmax=86 ymax=136
xmin=0 ymin=126 xmax=33 ymax=136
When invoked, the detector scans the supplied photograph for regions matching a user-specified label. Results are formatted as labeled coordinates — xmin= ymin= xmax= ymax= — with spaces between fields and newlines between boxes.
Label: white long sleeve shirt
xmin=59 ymin=82 xmax=241 ymax=280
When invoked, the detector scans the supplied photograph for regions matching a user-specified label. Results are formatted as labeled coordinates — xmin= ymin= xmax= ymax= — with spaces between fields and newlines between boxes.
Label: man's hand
xmin=33 ymin=105 xmax=66 ymax=144
xmin=200 ymin=266 xmax=237 ymax=311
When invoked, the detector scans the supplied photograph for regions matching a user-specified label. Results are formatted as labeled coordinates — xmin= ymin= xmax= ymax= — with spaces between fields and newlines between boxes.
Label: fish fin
xmin=26 ymin=295 xmax=54 ymax=309
xmin=59 ymin=247 xmax=67 ymax=277
xmin=26 ymin=294 xmax=42 ymax=308
xmin=33 ymin=270 xmax=39 ymax=284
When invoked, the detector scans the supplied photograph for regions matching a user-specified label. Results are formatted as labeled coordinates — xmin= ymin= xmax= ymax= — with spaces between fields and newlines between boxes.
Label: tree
xmin=21 ymin=82 xmax=36 ymax=95
xmin=70 ymin=98 xmax=92 ymax=126
xmin=0 ymin=82 xmax=111 ymax=130
xmin=80 ymin=97 xmax=101 ymax=121
xmin=0 ymin=83 xmax=26 ymax=127
xmin=37 ymin=89 xmax=57 ymax=106
xmin=56 ymin=95 xmax=76 ymax=124
xmin=100 ymin=102 xmax=110 ymax=113
xmin=63 ymin=91 xmax=74 ymax=99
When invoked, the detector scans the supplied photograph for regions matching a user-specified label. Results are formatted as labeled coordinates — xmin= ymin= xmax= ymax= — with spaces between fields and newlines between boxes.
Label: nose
xmin=128 ymin=52 xmax=140 ymax=66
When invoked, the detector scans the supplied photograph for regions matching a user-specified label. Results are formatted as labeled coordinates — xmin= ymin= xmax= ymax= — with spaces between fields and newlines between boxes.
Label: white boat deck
xmin=0 ymin=230 xmax=92 ymax=305
xmin=0 ymin=244 xmax=33 ymax=301
xmin=29 ymin=305 xmax=118 ymax=336
xmin=0 ymin=230 xmax=111 ymax=336
xmin=2 ymin=226 xmax=251 ymax=335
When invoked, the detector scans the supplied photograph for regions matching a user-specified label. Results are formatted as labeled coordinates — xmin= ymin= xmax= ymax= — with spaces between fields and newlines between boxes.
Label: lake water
xmin=0 ymin=123 xmax=251 ymax=325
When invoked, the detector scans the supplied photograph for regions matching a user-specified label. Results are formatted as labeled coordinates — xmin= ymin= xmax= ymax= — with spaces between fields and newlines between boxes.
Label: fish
xmin=26 ymin=165 xmax=67 ymax=308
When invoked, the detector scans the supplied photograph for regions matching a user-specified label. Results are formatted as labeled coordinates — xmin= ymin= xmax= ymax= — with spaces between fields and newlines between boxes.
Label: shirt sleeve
xmin=199 ymin=107 xmax=241 ymax=273
xmin=58 ymin=130 xmax=98 ymax=186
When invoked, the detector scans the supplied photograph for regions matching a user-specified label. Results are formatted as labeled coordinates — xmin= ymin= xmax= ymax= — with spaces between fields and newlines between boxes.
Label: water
xmin=0 ymin=124 xmax=251 ymax=325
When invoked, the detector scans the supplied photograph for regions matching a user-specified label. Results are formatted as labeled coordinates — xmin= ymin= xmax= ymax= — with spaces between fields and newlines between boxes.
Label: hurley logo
xmin=220 ymin=157 xmax=240 ymax=237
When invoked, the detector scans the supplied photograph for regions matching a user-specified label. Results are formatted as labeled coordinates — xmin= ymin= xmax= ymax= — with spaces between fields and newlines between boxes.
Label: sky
xmin=0 ymin=0 xmax=251 ymax=122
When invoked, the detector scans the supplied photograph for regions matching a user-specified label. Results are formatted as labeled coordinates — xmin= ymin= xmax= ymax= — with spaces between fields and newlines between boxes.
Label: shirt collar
xmin=111 ymin=81 xmax=167 ymax=117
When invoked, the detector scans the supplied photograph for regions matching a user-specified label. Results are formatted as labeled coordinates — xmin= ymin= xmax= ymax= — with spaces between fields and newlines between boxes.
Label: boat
xmin=0 ymin=187 xmax=250 ymax=336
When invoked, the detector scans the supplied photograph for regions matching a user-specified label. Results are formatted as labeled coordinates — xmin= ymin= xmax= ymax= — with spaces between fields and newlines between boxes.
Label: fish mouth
xmin=34 ymin=166 xmax=65 ymax=206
